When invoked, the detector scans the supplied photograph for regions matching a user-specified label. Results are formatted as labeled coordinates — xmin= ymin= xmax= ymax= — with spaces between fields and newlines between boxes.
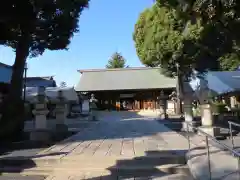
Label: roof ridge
xmin=27 ymin=76 xmax=54 ymax=78
xmin=78 ymin=67 xmax=160 ymax=73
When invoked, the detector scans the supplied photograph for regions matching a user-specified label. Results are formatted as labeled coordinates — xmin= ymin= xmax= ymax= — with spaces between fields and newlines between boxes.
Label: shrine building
xmin=75 ymin=67 xmax=178 ymax=112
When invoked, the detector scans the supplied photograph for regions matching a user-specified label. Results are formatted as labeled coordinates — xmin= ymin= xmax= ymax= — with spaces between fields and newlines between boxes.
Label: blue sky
xmin=0 ymin=0 xmax=153 ymax=87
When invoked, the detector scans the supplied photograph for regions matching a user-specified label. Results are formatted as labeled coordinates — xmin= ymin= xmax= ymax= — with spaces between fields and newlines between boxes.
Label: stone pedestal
xmin=182 ymin=121 xmax=198 ymax=132
xmin=201 ymin=104 xmax=213 ymax=126
xmin=90 ymin=110 xmax=99 ymax=121
xmin=158 ymin=106 xmax=168 ymax=119
xmin=30 ymin=129 xmax=51 ymax=142
xmin=55 ymin=103 xmax=68 ymax=133
xmin=31 ymin=103 xmax=51 ymax=142
xmin=198 ymin=104 xmax=220 ymax=137
xmin=230 ymin=96 xmax=236 ymax=108
xmin=55 ymin=103 xmax=66 ymax=124
xmin=198 ymin=126 xmax=220 ymax=137
xmin=32 ymin=104 xmax=49 ymax=129
xmin=182 ymin=99 xmax=196 ymax=132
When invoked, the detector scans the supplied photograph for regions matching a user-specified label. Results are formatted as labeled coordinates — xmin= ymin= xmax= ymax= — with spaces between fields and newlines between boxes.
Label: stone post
xmin=181 ymin=97 xmax=197 ymax=132
xmin=157 ymin=91 xmax=168 ymax=119
xmin=55 ymin=90 xmax=68 ymax=133
xmin=198 ymin=103 xmax=220 ymax=137
xmin=230 ymin=96 xmax=236 ymax=108
xmin=30 ymin=87 xmax=51 ymax=142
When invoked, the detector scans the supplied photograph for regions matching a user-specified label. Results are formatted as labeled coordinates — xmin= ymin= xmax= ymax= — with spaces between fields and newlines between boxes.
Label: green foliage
xmin=0 ymin=0 xmax=89 ymax=56
xmin=133 ymin=3 xmax=203 ymax=78
xmin=106 ymin=52 xmax=127 ymax=68
xmin=0 ymin=0 xmax=89 ymax=140
xmin=134 ymin=1 xmax=240 ymax=78
xmin=211 ymin=101 xmax=227 ymax=114
xmin=219 ymin=53 xmax=240 ymax=71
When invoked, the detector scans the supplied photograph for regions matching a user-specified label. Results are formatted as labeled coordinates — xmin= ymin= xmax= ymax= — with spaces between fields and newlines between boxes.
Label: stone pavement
xmin=35 ymin=111 xmax=193 ymax=180
xmin=2 ymin=111 xmax=240 ymax=179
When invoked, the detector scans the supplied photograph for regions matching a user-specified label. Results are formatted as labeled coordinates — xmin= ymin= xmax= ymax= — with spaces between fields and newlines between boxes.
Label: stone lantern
xmin=157 ymin=90 xmax=168 ymax=119
xmin=54 ymin=90 xmax=68 ymax=133
xmin=30 ymin=86 xmax=50 ymax=142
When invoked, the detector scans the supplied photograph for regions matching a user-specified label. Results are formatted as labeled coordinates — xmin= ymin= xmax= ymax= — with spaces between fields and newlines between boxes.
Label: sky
xmin=0 ymin=0 xmax=154 ymax=87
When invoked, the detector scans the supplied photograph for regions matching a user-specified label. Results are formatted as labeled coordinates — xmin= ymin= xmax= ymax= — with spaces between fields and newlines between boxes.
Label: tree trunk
xmin=0 ymin=34 xmax=30 ymax=142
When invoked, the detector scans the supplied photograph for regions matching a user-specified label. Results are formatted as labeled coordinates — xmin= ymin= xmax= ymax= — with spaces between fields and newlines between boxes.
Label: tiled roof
xmin=0 ymin=62 xmax=56 ymax=87
xmin=25 ymin=76 xmax=56 ymax=88
xmin=75 ymin=67 xmax=177 ymax=91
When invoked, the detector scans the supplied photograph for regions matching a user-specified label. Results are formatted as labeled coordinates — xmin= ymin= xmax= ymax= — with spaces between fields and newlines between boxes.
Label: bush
xmin=212 ymin=102 xmax=227 ymax=114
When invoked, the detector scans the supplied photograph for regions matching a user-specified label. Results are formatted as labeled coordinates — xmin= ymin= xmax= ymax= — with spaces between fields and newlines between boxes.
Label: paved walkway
xmin=22 ymin=111 xmax=239 ymax=180
xmin=2 ymin=111 xmax=239 ymax=179
xmin=36 ymin=112 xmax=192 ymax=179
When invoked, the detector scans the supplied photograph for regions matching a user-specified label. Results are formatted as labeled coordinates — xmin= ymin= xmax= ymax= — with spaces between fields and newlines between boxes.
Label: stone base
xmin=159 ymin=113 xmax=168 ymax=120
xmin=91 ymin=116 xmax=99 ymax=121
xmin=198 ymin=126 xmax=220 ymax=137
xmin=30 ymin=130 xmax=51 ymax=142
xmin=53 ymin=124 xmax=69 ymax=141
xmin=55 ymin=124 xmax=68 ymax=133
xmin=90 ymin=110 xmax=99 ymax=121
xmin=181 ymin=121 xmax=198 ymax=132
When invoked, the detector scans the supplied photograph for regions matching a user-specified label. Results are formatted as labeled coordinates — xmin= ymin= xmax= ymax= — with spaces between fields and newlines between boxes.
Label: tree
xmin=0 ymin=0 xmax=89 ymax=141
xmin=106 ymin=52 xmax=128 ymax=68
xmin=60 ymin=81 xmax=67 ymax=88
xmin=133 ymin=3 xmax=202 ymax=79
xmin=133 ymin=1 xmax=240 ymax=78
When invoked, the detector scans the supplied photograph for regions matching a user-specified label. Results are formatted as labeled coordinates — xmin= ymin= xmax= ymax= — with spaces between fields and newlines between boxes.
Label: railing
xmin=228 ymin=121 xmax=240 ymax=150
xmin=185 ymin=122 xmax=240 ymax=180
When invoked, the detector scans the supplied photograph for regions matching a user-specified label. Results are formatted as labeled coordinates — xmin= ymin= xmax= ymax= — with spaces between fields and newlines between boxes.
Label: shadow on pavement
xmin=51 ymin=111 xmax=174 ymax=146
xmin=0 ymin=151 xmax=66 ymax=177
xmin=81 ymin=149 xmax=190 ymax=180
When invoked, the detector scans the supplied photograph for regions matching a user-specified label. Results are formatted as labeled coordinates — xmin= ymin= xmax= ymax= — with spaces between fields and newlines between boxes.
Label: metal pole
xmin=205 ymin=136 xmax=212 ymax=180
xmin=238 ymin=157 xmax=240 ymax=179
xmin=176 ymin=63 xmax=180 ymax=115
xmin=229 ymin=123 xmax=235 ymax=149
xmin=187 ymin=122 xmax=191 ymax=151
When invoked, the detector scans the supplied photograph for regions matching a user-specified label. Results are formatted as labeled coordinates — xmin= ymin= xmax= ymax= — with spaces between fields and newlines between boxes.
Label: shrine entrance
xmin=120 ymin=93 xmax=135 ymax=111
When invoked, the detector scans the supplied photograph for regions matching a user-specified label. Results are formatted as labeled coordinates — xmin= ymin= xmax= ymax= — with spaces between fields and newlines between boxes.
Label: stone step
xmin=0 ymin=153 xmax=189 ymax=177
xmin=0 ymin=151 xmax=186 ymax=167
xmin=55 ymin=157 xmax=186 ymax=171
xmin=0 ymin=166 xmax=53 ymax=176
xmin=108 ymin=164 xmax=190 ymax=177
xmin=151 ymin=173 xmax=194 ymax=180
xmin=0 ymin=164 xmax=190 ymax=178
xmin=46 ymin=172 xmax=193 ymax=180
xmin=0 ymin=174 xmax=47 ymax=180
xmin=0 ymin=155 xmax=63 ymax=167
